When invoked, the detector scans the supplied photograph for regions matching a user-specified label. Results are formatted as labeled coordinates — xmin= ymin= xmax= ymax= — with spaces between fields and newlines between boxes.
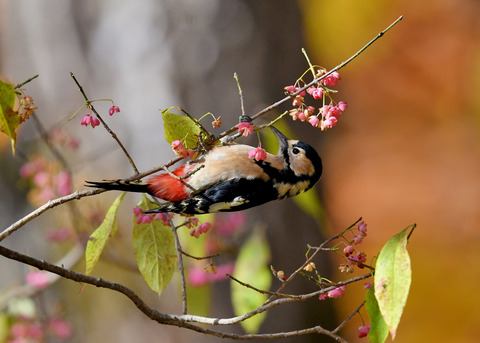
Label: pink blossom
xmin=141 ymin=215 xmax=152 ymax=224
xmin=322 ymin=71 xmax=341 ymax=86
xmin=289 ymin=110 xmax=302 ymax=121
xmin=33 ymin=172 xmax=49 ymax=187
xmin=46 ymin=227 xmax=71 ymax=242
xmin=108 ymin=105 xmax=120 ymax=116
xmin=297 ymin=111 xmax=307 ymax=122
xmin=20 ymin=162 xmax=36 ymax=179
xmin=188 ymin=263 xmax=234 ymax=287
xmin=353 ymin=235 xmax=363 ymax=245
xmin=25 ymin=271 xmax=49 ymax=289
xmin=308 ymin=116 xmax=320 ymax=127
xmin=188 ymin=265 xmax=209 ymax=286
xmin=358 ymin=221 xmax=367 ymax=233
xmin=39 ymin=187 xmax=55 ymax=202
xmin=56 ymin=171 xmax=71 ymax=196
xmin=284 ymin=85 xmax=306 ymax=97
xmin=80 ymin=114 xmax=92 ymax=126
xmin=154 ymin=213 xmax=171 ymax=226
xmin=358 ymin=325 xmax=370 ymax=338
xmin=81 ymin=115 xmax=100 ymax=128
xmin=198 ymin=222 xmax=211 ymax=233
xmin=338 ymin=101 xmax=348 ymax=112
xmin=343 ymin=245 xmax=355 ymax=256
xmin=322 ymin=116 xmax=338 ymax=130
xmin=292 ymin=96 xmax=303 ymax=107
xmin=27 ymin=324 xmax=43 ymax=340
xmin=215 ymin=213 xmax=246 ymax=236
xmin=248 ymin=146 xmax=267 ymax=161
xmin=307 ymin=87 xmax=323 ymax=99
xmin=171 ymin=140 xmax=194 ymax=159
xmin=49 ymin=318 xmax=73 ymax=340
xmin=10 ymin=322 xmax=29 ymax=338
xmin=327 ymin=285 xmax=346 ymax=298
xmin=190 ymin=228 xmax=200 ymax=238
xmin=238 ymin=122 xmax=254 ymax=137
xmin=133 ymin=207 xmax=143 ymax=216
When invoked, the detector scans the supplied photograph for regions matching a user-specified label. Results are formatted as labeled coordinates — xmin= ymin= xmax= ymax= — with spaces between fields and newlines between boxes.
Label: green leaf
xmin=0 ymin=312 xmax=9 ymax=343
xmin=162 ymin=108 xmax=201 ymax=149
xmin=85 ymin=193 xmax=125 ymax=275
xmin=366 ymin=286 xmax=389 ymax=343
xmin=178 ymin=213 xmax=214 ymax=316
xmin=0 ymin=80 xmax=18 ymax=155
xmin=374 ymin=228 xmax=411 ymax=340
xmin=133 ymin=195 xmax=177 ymax=295
xmin=231 ymin=227 xmax=271 ymax=334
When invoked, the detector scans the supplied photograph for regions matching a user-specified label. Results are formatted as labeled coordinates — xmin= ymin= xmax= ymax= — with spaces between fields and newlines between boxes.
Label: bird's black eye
xmin=292 ymin=147 xmax=300 ymax=155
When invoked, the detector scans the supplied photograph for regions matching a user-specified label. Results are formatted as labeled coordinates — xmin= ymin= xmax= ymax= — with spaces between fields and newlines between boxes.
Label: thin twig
xmin=216 ymin=16 xmax=403 ymax=142
xmin=266 ymin=217 xmax=363 ymax=302
xmin=0 ymin=189 xmax=105 ymax=242
xmin=227 ymin=274 xmax=302 ymax=300
xmin=233 ymin=73 xmax=246 ymax=116
xmin=167 ymin=215 xmax=188 ymax=315
xmin=0 ymin=243 xmax=83 ymax=310
xmin=181 ymin=250 xmax=220 ymax=260
xmin=333 ymin=300 xmax=366 ymax=334
xmin=14 ymin=75 xmax=39 ymax=89
xmin=70 ymin=72 xmax=140 ymax=175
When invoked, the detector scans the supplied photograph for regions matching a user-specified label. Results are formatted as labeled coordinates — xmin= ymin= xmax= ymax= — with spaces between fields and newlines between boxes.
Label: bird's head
xmin=270 ymin=126 xmax=323 ymax=187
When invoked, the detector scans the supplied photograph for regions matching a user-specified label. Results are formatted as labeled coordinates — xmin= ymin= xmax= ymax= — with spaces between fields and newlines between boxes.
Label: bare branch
xmin=0 ymin=189 xmax=104 ymax=242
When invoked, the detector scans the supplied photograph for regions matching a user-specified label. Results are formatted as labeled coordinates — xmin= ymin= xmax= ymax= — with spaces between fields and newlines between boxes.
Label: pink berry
xmin=358 ymin=325 xmax=370 ymax=338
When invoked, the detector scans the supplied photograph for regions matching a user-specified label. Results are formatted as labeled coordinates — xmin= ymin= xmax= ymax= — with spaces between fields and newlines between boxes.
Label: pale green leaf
xmin=231 ymin=228 xmax=271 ymax=334
xmin=162 ymin=108 xmax=201 ymax=149
xmin=178 ymin=213 xmax=214 ymax=316
xmin=133 ymin=195 xmax=177 ymax=295
xmin=85 ymin=193 xmax=125 ymax=275
xmin=374 ymin=228 xmax=411 ymax=340
xmin=0 ymin=80 xmax=18 ymax=154
xmin=0 ymin=312 xmax=9 ymax=343
xmin=366 ymin=286 xmax=389 ymax=343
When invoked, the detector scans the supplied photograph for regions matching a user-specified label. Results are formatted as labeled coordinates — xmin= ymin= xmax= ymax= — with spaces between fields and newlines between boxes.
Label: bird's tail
xmin=85 ymin=179 xmax=151 ymax=194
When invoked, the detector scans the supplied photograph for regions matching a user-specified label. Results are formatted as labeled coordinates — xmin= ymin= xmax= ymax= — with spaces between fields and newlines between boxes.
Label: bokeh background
xmin=1 ymin=0 xmax=480 ymax=342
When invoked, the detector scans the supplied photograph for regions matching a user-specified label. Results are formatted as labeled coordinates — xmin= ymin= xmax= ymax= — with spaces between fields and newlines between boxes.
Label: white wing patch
xmin=208 ymin=196 xmax=248 ymax=212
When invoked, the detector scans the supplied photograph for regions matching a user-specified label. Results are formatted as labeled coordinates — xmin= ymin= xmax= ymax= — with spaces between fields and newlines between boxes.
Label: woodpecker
xmin=86 ymin=126 xmax=322 ymax=215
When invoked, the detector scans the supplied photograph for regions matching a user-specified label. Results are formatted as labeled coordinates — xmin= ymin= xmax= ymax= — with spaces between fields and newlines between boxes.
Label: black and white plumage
xmin=86 ymin=126 xmax=322 ymax=214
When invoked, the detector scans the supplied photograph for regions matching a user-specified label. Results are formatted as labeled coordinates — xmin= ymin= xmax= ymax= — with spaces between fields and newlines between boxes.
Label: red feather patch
xmin=147 ymin=165 xmax=194 ymax=202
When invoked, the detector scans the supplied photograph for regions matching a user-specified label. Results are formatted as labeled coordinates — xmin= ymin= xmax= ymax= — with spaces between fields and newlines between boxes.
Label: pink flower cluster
xmin=8 ymin=318 xmax=73 ymax=342
xmin=342 ymin=221 xmax=369 ymax=270
xmin=80 ymin=114 xmax=100 ymax=128
xmin=20 ymin=156 xmax=72 ymax=203
xmin=25 ymin=270 xmax=49 ymax=289
xmin=189 ymin=222 xmax=211 ymax=238
xmin=133 ymin=207 xmax=172 ymax=225
xmin=248 ymin=146 xmax=267 ymax=161
xmin=171 ymin=140 xmax=195 ymax=159
xmin=318 ymin=285 xmax=346 ymax=300
xmin=285 ymin=69 xmax=348 ymax=131
xmin=238 ymin=122 xmax=254 ymax=137
xmin=188 ymin=262 xmax=234 ymax=287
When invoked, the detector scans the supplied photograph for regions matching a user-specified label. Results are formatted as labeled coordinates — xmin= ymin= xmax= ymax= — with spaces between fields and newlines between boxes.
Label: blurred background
xmin=1 ymin=0 xmax=479 ymax=342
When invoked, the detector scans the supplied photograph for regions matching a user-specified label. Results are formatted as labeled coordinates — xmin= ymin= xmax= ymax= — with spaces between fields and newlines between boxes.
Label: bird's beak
xmin=270 ymin=126 xmax=289 ymax=152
